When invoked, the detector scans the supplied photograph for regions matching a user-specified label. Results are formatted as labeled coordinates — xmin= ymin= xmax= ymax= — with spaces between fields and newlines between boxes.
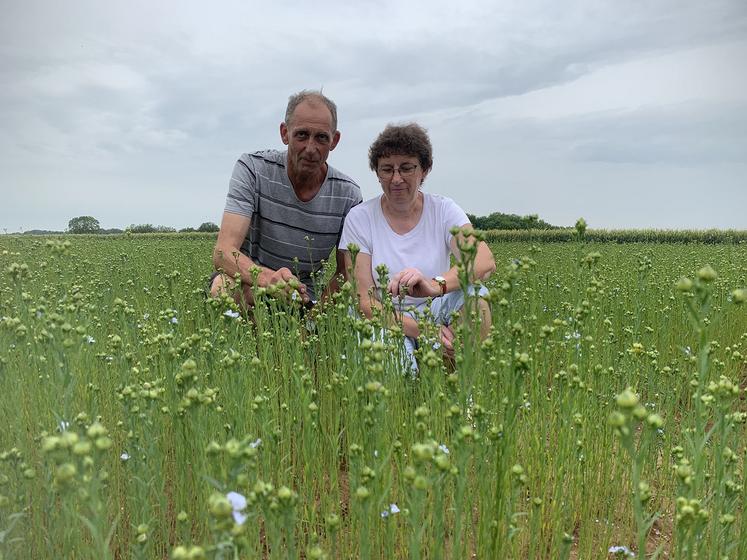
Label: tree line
xmin=14 ymin=212 xmax=557 ymax=236
xmin=72 ymin=212 xmax=560 ymax=235
xmin=65 ymin=216 xmax=220 ymax=234
xmin=466 ymin=212 xmax=558 ymax=231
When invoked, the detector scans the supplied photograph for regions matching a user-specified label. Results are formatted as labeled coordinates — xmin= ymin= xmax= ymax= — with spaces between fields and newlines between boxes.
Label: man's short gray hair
xmin=285 ymin=90 xmax=338 ymax=131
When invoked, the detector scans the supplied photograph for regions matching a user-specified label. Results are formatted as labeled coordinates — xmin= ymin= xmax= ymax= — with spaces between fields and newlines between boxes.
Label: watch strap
xmin=433 ymin=276 xmax=447 ymax=296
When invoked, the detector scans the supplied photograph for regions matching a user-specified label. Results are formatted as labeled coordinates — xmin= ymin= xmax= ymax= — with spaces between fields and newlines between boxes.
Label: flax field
xmin=0 ymin=232 xmax=745 ymax=559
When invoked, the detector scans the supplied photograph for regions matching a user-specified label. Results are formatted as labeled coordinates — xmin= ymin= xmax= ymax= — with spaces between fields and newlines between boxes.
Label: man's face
xmin=280 ymin=100 xmax=340 ymax=179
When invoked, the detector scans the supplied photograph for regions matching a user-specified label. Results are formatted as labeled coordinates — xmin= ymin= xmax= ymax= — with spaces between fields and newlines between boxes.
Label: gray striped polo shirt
xmin=224 ymin=149 xmax=362 ymax=299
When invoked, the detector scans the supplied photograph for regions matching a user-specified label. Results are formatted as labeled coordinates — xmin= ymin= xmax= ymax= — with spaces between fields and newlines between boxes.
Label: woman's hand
xmin=387 ymin=268 xmax=440 ymax=298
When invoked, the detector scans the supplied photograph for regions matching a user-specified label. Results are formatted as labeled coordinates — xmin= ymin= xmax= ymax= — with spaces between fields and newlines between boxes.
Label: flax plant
xmin=1 ymin=234 xmax=746 ymax=557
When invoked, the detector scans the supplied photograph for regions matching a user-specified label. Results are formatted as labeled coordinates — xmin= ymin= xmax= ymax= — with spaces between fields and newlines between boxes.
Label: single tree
xmin=68 ymin=216 xmax=100 ymax=234
xmin=127 ymin=224 xmax=156 ymax=233
xmin=197 ymin=222 xmax=220 ymax=233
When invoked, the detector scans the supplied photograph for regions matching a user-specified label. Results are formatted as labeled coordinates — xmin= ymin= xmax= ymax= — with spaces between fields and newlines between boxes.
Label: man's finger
xmin=441 ymin=326 xmax=454 ymax=345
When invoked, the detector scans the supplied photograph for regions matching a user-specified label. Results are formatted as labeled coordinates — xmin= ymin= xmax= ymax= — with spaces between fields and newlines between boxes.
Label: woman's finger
xmin=387 ymin=271 xmax=403 ymax=294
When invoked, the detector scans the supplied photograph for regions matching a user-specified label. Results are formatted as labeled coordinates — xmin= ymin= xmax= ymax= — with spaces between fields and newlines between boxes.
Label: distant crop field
xmin=1 ymin=234 xmax=745 ymax=559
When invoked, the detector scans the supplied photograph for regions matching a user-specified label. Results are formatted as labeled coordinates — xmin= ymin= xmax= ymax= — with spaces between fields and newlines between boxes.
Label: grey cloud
xmin=1 ymin=0 xmax=746 ymax=231
xmin=322 ymin=2 xmax=747 ymax=122
xmin=566 ymin=103 xmax=747 ymax=165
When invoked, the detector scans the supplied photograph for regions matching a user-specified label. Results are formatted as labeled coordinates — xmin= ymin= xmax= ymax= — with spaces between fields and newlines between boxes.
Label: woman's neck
xmin=381 ymin=191 xmax=424 ymax=233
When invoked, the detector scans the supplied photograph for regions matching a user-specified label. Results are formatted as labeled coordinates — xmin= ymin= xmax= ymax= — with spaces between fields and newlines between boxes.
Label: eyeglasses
xmin=377 ymin=163 xmax=419 ymax=179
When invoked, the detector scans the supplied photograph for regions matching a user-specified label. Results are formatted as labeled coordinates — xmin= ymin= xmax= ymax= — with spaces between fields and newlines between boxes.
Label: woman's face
xmin=376 ymin=154 xmax=427 ymax=207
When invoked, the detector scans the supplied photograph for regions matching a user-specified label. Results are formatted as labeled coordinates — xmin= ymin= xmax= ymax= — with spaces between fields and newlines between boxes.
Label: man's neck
xmin=288 ymin=163 xmax=328 ymax=202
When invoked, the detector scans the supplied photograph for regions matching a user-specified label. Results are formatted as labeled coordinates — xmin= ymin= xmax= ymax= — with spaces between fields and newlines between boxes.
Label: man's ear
xmin=280 ymin=122 xmax=289 ymax=145
xmin=330 ymin=130 xmax=341 ymax=151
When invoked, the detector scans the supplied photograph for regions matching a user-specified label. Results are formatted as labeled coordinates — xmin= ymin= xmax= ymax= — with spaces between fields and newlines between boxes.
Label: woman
xmin=339 ymin=123 xmax=496 ymax=368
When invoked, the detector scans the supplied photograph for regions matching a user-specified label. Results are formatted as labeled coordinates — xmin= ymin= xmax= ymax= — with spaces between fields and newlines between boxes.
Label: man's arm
xmin=213 ymin=212 xmax=256 ymax=280
xmin=212 ymin=212 xmax=308 ymax=302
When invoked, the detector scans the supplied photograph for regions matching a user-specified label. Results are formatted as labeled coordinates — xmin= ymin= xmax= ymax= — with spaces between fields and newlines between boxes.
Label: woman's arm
xmin=343 ymin=251 xmax=421 ymax=339
xmin=447 ymin=223 xmax=496 ymax=289
xmin=397 ymin=223 xmax=495 ymax=297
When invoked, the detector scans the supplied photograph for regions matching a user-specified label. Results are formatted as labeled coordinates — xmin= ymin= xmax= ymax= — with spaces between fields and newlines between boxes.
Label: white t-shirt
xmin=339 ymin=192 xmax=469 ymax=308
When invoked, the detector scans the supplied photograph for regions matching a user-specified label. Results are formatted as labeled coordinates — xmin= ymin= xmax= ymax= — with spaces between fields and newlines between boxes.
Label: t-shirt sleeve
xmin=441 ymin=197 xmax=470 ymax=247
xmin=223 ymin=156 xmax=257 ymax=217
xmin=339 ymin=206 xmax=372 ymax=255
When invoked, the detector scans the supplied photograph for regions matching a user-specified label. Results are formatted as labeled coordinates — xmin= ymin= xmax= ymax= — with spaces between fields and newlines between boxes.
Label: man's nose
xmin=304 ymin=138 xmax=321 ymax=152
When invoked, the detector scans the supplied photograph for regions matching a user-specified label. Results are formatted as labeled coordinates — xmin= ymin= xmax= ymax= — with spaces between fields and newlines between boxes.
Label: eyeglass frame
xmin=376 ymin=163 xmax=420 ymax=180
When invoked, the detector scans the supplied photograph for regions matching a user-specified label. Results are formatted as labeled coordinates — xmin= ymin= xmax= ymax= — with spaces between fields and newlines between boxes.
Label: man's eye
xmin=380 ymin=168 xmax=394 ymax=174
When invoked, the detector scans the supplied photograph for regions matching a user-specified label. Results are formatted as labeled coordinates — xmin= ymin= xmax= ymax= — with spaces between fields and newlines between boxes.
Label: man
xmin=210 ymin=90 xmax=362 ymax=307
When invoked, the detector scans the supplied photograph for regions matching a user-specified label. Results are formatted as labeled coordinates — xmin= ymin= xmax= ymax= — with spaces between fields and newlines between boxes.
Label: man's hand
xmin=387 ymin=268 xmax=441 ymax=299
xmin=439 ymin=324 xmax=455 ymax=359
xmin=259 ymin=267 xmax=310 ymax=304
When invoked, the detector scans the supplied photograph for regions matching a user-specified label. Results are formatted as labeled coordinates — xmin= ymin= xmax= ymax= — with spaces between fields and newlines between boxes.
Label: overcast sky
xmin=1 ymin=0 xmax=745 ymax=232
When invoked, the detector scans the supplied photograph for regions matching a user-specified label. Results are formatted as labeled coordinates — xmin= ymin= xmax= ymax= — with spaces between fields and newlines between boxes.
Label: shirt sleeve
xmin=339 ymin=205 xmax=372 ymax=255
xmin=441 ymin=197 xmax=470 ymax=247
xmin=223 ymin=155 xmax=257 ymax=217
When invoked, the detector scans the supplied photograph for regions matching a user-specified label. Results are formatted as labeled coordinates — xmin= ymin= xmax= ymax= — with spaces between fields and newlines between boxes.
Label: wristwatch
xmin=433 ymin=276 xmax=447 ymax=297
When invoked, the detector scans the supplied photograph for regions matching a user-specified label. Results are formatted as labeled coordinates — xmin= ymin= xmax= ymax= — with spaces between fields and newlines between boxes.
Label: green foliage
xmin=468 ymin=212 xmax=557 ymax=230
xmin=67 ymin=216 xmax=100 ymax=234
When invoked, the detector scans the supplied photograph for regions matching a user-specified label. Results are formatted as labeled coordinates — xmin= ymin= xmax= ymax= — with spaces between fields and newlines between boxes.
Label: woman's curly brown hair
xmin=368 ymin=123 xmax=433 ymax=175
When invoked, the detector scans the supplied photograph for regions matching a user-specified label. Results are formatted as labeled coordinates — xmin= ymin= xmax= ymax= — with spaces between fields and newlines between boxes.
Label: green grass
xmin=483 ymin=228 xmax=747 ymax=244
xmin=0 ymin=234 xmax=745 ymax=559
